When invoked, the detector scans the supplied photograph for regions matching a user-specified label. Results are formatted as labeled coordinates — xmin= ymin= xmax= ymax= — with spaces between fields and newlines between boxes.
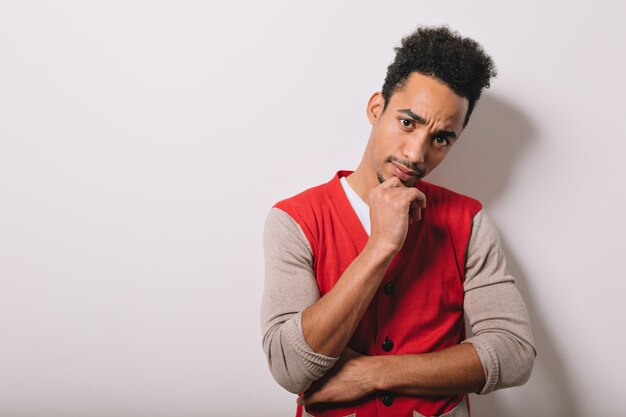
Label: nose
xmin=402 ymin=131 xmax=429 ymax=167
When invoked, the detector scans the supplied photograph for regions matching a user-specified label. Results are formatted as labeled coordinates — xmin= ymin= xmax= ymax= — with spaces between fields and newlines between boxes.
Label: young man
xmin=261 ymin=26 xmax=536 ymax=417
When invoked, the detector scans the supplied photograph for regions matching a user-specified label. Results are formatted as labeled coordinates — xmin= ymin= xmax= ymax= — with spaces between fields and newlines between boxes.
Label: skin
xmin=298 ymin=72 xmax=485 ymax=406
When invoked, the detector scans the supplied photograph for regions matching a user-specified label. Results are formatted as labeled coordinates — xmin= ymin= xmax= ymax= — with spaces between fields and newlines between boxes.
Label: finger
xmin=397 ymin=189 xmax=426 ymax=208
xmin=298 ymin=392 xmax=318 ymax=407
xmin=404 ymin=188 xmax=427 ymax=208
xmin=408 ymin=201 xmax=422 ymax=223
xmin=297 ymin=392 xmax=313 ymax=406
xmin=299 ymin=385 xmax=319 ymax=405
xmin=378 ymin=176 xmax=403 ymax=188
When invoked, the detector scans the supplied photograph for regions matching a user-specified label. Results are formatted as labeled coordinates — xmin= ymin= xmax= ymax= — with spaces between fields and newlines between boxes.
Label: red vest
xmin=275 ymin=171 xmax=482 ymax=417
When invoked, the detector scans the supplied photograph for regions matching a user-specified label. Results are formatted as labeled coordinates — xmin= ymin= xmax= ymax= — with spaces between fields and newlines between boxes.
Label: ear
xmin=366 ymin=92 xmax=385 ymax=125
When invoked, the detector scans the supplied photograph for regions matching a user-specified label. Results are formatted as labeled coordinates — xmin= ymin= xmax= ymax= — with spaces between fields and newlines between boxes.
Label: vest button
xmin=381 ymin=393 xmax=393 ymax=406
xmin=381 ymin=336 xmax=394 ymax=352
xmin=383 ymin=283 xmax=394 ymax=295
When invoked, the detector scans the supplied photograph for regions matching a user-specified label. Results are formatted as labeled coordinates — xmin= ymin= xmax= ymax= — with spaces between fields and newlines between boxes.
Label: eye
xmin=400 ymin=118 xmax=414 ymax=128
xmin=433 ymin=136 xmax=450 ymax=147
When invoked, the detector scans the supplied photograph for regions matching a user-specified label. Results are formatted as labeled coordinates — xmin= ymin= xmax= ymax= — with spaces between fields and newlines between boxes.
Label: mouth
xmin=391 ymin=161 xmax=419 ymax=182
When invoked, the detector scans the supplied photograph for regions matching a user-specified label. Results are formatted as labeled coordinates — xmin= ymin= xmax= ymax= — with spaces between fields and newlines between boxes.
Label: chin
xmin=401 ymin=177 xmax=419 ymax=187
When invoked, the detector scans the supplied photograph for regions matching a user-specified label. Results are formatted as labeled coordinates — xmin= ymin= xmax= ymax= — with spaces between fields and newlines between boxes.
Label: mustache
xmin=385 ymin=156 xmax=426 ymax=178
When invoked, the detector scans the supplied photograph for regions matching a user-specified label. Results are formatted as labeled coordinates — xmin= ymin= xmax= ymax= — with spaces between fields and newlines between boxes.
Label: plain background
xmin=1 ymin=1 xmax=625 ymax=416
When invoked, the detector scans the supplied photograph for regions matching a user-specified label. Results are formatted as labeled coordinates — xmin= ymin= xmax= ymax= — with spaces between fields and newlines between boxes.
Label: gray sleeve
xmin=461 ymin=209 xmax=537 ymax=395
xmin=261 ymin=207 xmax=339 ymax=394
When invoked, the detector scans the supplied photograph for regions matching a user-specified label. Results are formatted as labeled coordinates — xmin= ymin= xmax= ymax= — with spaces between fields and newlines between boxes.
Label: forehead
xmin=388 ymin=72 xmax=468 ymax=129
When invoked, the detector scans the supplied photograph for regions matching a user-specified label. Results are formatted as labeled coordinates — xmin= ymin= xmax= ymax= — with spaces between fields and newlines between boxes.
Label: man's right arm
xmin=261 ymin=208 xmax=336 ymax=393
xmin=261 ymin=206 xmax=396 ymax=392
xmin=301 ymin=176 xmax=424 ymax=358
xmin=261 ymin=177 xmax=424 ymax=392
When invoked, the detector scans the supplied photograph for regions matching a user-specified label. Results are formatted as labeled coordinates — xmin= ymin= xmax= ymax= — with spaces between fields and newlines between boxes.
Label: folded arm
xmin=299 ymin=210 xmax=536 ymax=405
xmin=262 ymin=207 xmax=536 ymax=400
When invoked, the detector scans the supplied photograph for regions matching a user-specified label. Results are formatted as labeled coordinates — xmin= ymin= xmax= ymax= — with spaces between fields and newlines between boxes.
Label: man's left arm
xmin=299 ymin=209 xmax=536 ymax=405
xmin=457 ymin=209 xmax=537 ymax=393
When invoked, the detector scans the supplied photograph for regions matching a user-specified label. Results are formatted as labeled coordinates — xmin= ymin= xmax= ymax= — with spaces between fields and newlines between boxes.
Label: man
xmin=261 ymin=26 xmax=536 ymax=417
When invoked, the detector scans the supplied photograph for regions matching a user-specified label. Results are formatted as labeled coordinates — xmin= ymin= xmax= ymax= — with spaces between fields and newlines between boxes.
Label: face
xmin=364 ymin=72 xmax=469 ymax=188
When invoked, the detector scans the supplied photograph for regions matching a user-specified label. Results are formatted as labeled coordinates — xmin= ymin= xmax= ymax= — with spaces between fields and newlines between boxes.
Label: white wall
xmin=1 ymin=1 xmax=624 ymax=416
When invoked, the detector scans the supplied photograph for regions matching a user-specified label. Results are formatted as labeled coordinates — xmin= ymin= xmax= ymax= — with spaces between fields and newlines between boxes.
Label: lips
xmin=391 ymin=162 xmax=418 ymax=182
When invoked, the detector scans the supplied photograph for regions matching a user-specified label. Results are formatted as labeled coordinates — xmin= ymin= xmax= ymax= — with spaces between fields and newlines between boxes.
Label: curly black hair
xmin=381 ymin=26 xmax=497 ymax=127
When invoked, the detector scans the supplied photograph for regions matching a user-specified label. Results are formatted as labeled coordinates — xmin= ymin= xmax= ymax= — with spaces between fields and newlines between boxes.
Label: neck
xmin=346 ymin=159 xmax=378 ymax=206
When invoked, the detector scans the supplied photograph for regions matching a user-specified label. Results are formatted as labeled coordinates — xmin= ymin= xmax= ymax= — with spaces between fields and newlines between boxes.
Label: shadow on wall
xmin=468 ymin=241 xmax=582 ymax=417
xmin=427 ymin=93 xmax=531 ymax=205
xmin=430 ymin=94 xmax=581 ymax=417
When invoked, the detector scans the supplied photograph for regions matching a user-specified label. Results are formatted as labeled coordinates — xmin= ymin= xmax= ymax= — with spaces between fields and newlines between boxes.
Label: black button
xmin=381 ymin=336 xmax=393 ymax=352
xmin=383 ymin=283 xmax=394 ymax=295
xmin=381 ymin=393 xmax=393 ymax=406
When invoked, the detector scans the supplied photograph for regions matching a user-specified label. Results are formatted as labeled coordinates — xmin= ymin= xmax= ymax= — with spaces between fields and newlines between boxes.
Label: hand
xmin=297 ymin=348 xmax=377 ymax=407
xmin=368 ymin=176 xmax=427 ymax=253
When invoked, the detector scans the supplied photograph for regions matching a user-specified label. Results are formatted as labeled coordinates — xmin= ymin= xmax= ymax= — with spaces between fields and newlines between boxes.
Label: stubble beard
xmin=377 ymin=156 xmax=425 ymax=187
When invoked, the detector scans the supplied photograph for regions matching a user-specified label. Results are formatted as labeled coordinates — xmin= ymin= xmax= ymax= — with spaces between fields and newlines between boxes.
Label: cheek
xmin=377 ymin=124 xmax=401 ymax=151
xmin=369 ymin=122 xmax=402 ymax=163
xmin=427 ymin=152 xmax=448 ymax=169
xmin=381 ymin=120 xmax=399 ymax=139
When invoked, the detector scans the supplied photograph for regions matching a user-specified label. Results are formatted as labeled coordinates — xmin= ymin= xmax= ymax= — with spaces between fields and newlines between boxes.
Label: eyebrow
xmin=398 ymin=109 xmax=458 ymax=139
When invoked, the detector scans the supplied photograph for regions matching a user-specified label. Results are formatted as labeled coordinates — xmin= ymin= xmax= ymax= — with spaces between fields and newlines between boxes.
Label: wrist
xmin=362 ymin=354 xmax=387 ymax=392
xmin=363 ymin=237 xmax=400 ymax=262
